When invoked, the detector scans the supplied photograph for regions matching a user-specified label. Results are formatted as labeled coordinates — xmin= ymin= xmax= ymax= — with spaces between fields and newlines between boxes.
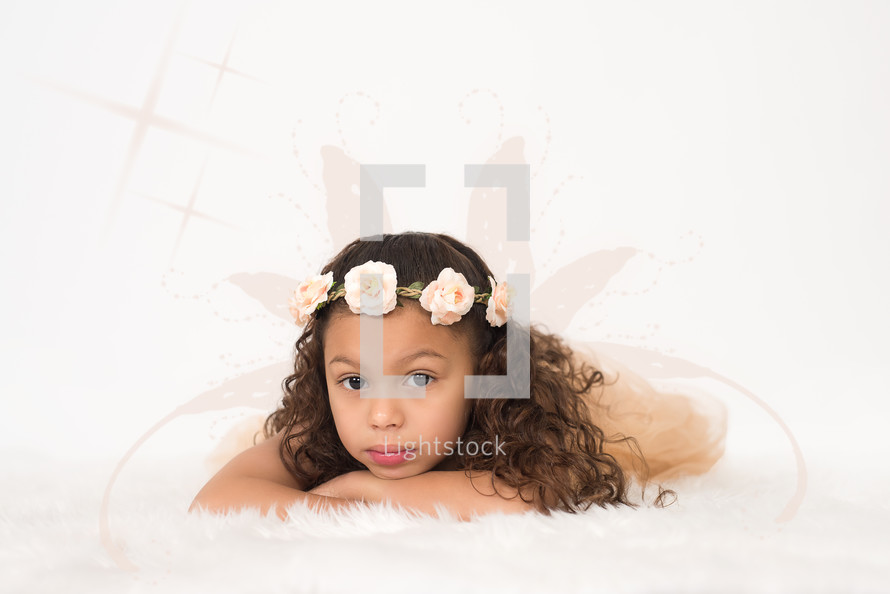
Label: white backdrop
xmin=1 ymin=0 xmax=888 ymax=516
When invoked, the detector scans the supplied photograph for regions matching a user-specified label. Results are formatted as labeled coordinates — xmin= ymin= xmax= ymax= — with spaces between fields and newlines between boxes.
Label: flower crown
xmin=288 ymin=260 xmax=515 ymax=329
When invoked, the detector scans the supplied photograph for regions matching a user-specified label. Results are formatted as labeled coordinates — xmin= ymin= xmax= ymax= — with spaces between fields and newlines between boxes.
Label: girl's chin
xmin=366 ymin=461 xmax=429 ymax=479
xmin=369 ymin=467 xmax=416 ymax=479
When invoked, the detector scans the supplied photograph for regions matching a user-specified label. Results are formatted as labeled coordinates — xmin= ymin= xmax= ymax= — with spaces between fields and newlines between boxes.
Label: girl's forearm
xmin=189 ymin=471 xmax=537 ymax=522
xmin=189 ymin=476 xmax=360 ymax=521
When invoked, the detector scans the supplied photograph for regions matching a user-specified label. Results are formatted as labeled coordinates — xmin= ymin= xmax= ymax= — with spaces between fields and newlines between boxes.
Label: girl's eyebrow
xmin=327 ymin=349 xmax=448 ymax=368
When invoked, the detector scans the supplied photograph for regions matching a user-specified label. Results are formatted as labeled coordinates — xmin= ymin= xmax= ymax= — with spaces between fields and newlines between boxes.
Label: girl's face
xmin=322 ymin=302 xmax=475 ymax=479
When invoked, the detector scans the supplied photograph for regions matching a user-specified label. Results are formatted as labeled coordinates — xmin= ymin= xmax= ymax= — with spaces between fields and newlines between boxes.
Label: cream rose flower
xmin=418 ymin=267 xmax=475 ymax=325
xmin=289 ymin=271 xmax=334 ymax=327
xmin=344 ymin=260 xmax=398 ymax=315
xmin=485 ymin=275 xmax=515 ymax=327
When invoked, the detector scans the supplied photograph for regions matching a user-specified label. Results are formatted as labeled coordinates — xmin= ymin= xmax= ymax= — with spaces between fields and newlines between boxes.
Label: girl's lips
xmin=367 ymin=448 xmax=414 ymax=466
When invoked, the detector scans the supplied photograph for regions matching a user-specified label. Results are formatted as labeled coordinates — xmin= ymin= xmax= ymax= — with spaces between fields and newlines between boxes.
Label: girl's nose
xmin=367 ymin=398 xmax=405 ymax=430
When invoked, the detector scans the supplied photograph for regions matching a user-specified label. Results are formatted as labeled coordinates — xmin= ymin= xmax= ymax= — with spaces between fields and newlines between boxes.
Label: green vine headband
xmin=288 ymin=260 xmax=515 ymax=328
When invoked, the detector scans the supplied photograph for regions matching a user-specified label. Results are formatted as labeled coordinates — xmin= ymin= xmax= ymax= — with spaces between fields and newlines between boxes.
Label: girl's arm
xmin=309 ymin=469 xmax=537 ymax=521
xmin=190 ymin=477 xmax=358 ymax=521
xmin=188 ymin=429 xmax=365 ymax=521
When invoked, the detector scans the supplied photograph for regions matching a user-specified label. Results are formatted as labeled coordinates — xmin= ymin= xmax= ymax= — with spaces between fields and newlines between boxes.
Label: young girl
xmin=189 ymin=232 xmax=727 ymax=520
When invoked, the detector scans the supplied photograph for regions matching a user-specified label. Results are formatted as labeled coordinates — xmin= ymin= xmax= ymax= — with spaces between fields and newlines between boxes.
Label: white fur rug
xmin=2 ymin=447 xmax=889 ymax=594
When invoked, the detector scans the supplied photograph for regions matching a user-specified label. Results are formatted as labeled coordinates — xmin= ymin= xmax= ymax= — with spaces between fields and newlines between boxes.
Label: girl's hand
xmin=307 ymin=470 xmax=384 ymax=502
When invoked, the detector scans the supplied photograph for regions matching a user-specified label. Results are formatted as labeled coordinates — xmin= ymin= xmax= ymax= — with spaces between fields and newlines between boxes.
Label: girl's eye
xmin=339 ymin=374 xmax=433 ymax=391
xmin=406 ymin=373 xmax=433 ymax=388
xmin=341 ymin=376 xmax=367 ymax=391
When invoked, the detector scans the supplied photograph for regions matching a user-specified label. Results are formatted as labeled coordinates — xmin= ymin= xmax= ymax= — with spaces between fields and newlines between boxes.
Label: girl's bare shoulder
xmin=205 ymin=418 xmax=312 ymax=491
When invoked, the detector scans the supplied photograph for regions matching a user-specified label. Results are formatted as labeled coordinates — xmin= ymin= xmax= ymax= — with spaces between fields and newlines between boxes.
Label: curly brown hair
xmin=261 ymin=231 xmax=674 ymax=514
